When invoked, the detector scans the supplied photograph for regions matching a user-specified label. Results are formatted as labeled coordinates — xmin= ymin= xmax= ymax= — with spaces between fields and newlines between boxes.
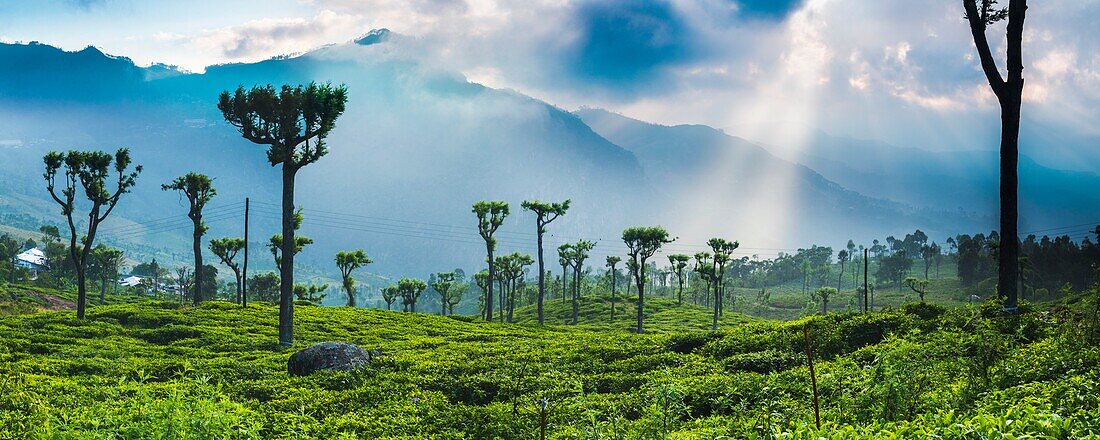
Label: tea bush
xmin=1 ymin=295 xmax=1098 ymax=439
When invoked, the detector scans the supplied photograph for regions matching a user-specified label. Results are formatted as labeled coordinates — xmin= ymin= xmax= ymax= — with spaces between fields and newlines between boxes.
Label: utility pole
xmin=863 ymin=248 xmax=869 ymax=313
xmin=243 ymin=197 xmax=249 ymax=307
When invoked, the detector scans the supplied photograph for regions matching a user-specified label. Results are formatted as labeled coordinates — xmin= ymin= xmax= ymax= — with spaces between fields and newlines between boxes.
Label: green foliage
xmin=4 ymin=278 xmax=1100 ymax=438
xmin=218 ymin=83 xmax=349 ymax=169
xmin=334 ymin=250 xmax=371 ymax=307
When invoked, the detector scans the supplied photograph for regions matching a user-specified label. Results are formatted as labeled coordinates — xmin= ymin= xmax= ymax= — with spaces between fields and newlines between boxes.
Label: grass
xmin=1 ymin=283 xmax=1099 ymax=438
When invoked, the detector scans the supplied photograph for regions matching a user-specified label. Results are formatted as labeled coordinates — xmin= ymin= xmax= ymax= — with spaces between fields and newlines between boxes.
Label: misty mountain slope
xmin=576 ymin=108 xmax=986 ymax=248
xmin=787 ymin=133 xmax=1100 ymax=231
xmin=0 ymin=40 xmax=647 ymax=276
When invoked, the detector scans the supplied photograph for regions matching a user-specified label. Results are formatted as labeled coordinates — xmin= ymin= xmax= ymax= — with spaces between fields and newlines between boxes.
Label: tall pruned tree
xmin=693 ymin=252 xmax=713 ymax=306
xmin=567 ymin=240 xmax=595 ymax=325
xmin=435 ymin=271 xmax=467 ymax=315
xmin=813 ymin=287 xmax=837 ymax=314
xmin=175 ymin=266 xmax=193 ymax=302
xmin=219 ymin=82 xmax=348 ymax=346
xmin=606 ymin=255 xmax=621 ymax=319
xmin=707 ymin=238 xmax=739 ymax=330
xmin=88 ymin=244 xmax=123 ymax=303
xmin=558 ymin=245 xmax=571 ymax=305
xmin=473 ymin=200 xmax=509 ymax=321
xmin=381 ymin=285 xmax=399 ymax=311
xmin=521 ymin=199 xmax=570 ymax=325
xmin=335 ymin=249 xmax=372 ymax=307
xmin=473 ymin=270 xmax=490 ymax=316
xmin=294 ymin=283 xmax=328 ymax=305
xmin=495 ymin=253 xmax=533 ymax=322
xmin=162 ymin=172 xmax=216 ymax=305
xmin=209 ymin=237 xmax=246 ymax=305
xmin=963 ymin=0 xmax=1027 ymax=311
xmin=0 ymin=234 xmax=21 ymax=283
xmin=667 ymin=254 xmax=690 ymax=306
xmin=398 ymin=277 xmax=427 ymax=313
xmin=431 ymin=272 xmax=456 ymax=316
xmin=43 ymin=149 xmax=141 ymax=319
xmin=269 ymin=234 xmax=313 ymax=267
xmin=904 ymin=276 xmax=931 ymax=303
xmin=837 ymin=249 xmax=851 ymax=291
xmin=623 ymin=226 xmax=674 ymax=333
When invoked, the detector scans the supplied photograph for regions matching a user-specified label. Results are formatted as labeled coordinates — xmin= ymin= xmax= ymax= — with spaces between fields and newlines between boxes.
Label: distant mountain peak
xmin=355 ymin=29 xmax=392 ymax=46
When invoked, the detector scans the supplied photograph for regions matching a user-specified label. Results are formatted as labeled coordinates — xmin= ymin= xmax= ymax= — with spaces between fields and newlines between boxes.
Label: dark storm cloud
xmin=736 ymin=0 xmax=803 ymax=20
xmin=562 ymin=1 xmax=699 ymax=87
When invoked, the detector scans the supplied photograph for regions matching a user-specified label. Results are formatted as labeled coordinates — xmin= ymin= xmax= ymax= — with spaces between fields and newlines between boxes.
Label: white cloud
xmin=188 ymin=10 xmax=364 ymax=62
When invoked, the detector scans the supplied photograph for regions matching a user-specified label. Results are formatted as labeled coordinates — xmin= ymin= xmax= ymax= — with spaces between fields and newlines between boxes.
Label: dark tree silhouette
xmin=473 ymin=270 xmax=490 ymax=316
xmin=0 ymin=235 xmax=20 ymax=283
xmin=606 ymin=256 xmax=621 ymax=319
xmin=813 ymin=287 xmax=836 ymax=314
xmin=219 ymin=82 xmax=348 ymax=346
xmin=43 ymin=149 xmax=141 ymax=319
xmin=693 ymin=252 xmax=713 ymax=306
xmin=431 ymin=272 xmax=456 ymax=315
xmin=707 ymin=238 xmax=738 ymax=330
xmin=209 ymin=238 xmax=245 ymax=305
xmin=667 ymin=254 xmax=689 ymax=306
xmin=566 ymin=240 xmax=594 ymax=325
xmin=398 ymin=277 xmax=427 ymax=313
xmin=88 ymin=244 xmax=123 ymax=304
xmin=623 ymin=226 xmax=674 ymax=333
xmin=558 ymin=246 xmax=571 ymax=305
xmin=904 ymin=277 xmax=930 ymax=302
xmin=335 ymin=250 xmax=372 ymax=307
xmin=521 ymin=199 xmax=570 ymax=325
xmin=837 ymin=249 xmax=850 ymax=291
xmin=381 ymin=285 xmax=399 ymax=311
xmin=963 ymin=0 xmax=1027 ymax=310
xmin=473 ymin=200 xmax=509 ymax=321
xmin=162 ymin=173 xmax=216 ymax=305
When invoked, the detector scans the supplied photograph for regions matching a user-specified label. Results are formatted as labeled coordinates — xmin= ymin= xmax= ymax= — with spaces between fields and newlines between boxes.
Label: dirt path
xmin=41 ymin=294 xmax=76 ymax=311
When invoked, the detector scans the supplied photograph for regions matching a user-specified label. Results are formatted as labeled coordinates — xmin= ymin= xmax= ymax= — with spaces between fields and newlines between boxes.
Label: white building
xmin=118 ymin=275 xmax=144 ymax=287
xmin=15 ymin=248 xmax=49 ymax=279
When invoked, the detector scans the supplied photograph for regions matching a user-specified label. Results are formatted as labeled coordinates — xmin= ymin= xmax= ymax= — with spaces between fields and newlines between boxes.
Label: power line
xmin=1020 ymin=221 xmax=1100 ymax=236
xmin=108 ymin=210 xmax=244 ymax=241
xmin=98 ymin=202 xmax=244 ymax=234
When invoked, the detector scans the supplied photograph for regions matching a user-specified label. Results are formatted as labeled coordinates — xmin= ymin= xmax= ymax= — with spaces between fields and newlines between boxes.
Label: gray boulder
xmin=287 ymin=341 xmax=380 ymax=376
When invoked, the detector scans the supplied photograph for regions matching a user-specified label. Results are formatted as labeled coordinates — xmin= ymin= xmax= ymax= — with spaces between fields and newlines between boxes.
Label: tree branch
xmin=963 ymin=0 xmax=1007 ymax=98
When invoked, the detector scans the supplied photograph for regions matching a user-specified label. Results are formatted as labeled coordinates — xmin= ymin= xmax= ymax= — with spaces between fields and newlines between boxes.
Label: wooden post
xmin=803 ymin=325 xmax=821 ymax=429
xmin=242 ymin=197 xmax=249 ymax=307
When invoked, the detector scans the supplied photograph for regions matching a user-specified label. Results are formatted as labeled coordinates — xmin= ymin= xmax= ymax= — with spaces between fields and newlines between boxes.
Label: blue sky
xmin=2 ymin=0 xmax=1099 ymax=171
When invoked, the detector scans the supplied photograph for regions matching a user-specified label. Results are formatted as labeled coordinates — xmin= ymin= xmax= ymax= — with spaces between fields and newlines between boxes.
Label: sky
xmin=2 ymin=0 xmax=1099 ymax=171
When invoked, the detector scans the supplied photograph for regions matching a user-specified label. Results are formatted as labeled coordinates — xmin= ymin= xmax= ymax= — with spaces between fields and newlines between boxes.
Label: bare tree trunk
xmin=610 ymin=268 xmax=616 ymax=320
xmin=485 ymin=245 xmax=495 ymax=321
xmin=536 ymin=228 xmax=546 ymax=324
xmin=636 ymin=266 xmax=646 ymax=333
xmin=571 ymin=267 xmax=579 ymax=324
xmin=964 ymin=0 xmax=1026 ymax=311
xmin=998 ymin=92 xmax=1021 ymax=310
xmin=278 ymin=167 xmax=296 ymax=346
xmin=561 ymin=265 xmax=568 ymax=305
xmin=712 ymin=273 xmax=723 ymax=330
xmin=192 ymin=217 xmax=203 ymax=305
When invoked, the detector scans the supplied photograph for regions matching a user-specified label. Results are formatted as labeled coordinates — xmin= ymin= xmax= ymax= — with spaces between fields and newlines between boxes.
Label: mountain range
xmin=0 ymin=34 xmax=1095 ymax=281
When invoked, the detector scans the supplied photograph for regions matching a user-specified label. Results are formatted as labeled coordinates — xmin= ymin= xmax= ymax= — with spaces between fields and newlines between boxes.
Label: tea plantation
xmin=2 ymin=287 xmax=1099 ymax=439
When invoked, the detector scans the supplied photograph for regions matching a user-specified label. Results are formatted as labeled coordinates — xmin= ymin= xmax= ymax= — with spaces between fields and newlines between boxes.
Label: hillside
xmin=575 ymin=108 xmax=987 ymax=247
xmin=0 ymin=40 xmax=646 ymax=280
xmin=1 ymin=298 xmax=1098 ymax=438
xmin=785 ymin=132 xmax=1100 ymax=230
